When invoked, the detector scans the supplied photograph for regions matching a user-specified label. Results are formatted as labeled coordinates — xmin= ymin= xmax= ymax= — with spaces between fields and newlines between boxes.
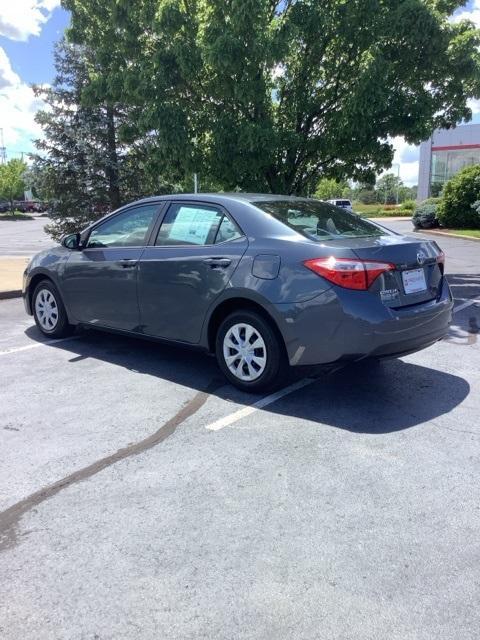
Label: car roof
xmin=131 ymin=193 xmax=315 ymax=206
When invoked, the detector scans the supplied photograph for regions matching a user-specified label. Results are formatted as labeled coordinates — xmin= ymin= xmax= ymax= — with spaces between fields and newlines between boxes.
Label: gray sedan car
xmin=23 ymin=194 xmax=452 ymax=391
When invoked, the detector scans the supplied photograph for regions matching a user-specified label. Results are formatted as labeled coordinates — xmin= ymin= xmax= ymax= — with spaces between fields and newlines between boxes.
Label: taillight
xmin=303 ymin=257 xmax=395 ymax=290
xmin=435 ymin=251 xmax=445 ymax=274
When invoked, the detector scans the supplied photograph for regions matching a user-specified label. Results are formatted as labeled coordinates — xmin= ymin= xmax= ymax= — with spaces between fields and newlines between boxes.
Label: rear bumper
xmin=272 ymin=277 xmax=453 ymax=366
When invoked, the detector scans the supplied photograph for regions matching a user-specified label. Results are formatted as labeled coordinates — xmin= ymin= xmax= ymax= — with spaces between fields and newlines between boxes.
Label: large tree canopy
xmin=64 ymin=0 xmax=480 ymax=194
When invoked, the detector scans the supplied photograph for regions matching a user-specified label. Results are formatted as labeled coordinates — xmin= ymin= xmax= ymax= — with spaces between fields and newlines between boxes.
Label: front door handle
xmin=203 ymin=257 xmax=232 ymax=268
xmin=118 ymin=259 xmax=137 ymax=268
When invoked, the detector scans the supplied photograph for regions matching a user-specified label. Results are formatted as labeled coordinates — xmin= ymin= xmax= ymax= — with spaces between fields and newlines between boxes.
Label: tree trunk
xmin=105 ymin=105 xmax=121 ymax=210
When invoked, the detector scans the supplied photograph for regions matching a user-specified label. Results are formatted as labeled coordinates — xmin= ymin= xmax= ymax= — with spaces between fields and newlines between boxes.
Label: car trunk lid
xmin=324 ymin=234 xmax=444 ymax=308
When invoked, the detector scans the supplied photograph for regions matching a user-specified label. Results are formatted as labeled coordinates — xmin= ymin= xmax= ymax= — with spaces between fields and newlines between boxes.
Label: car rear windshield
xmin=253 ymin=200 xmax=384 ymax=241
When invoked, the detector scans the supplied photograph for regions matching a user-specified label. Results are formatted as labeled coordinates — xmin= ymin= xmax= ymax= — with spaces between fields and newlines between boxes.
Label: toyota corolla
xmin=23 ymin=194 xmax=452 ymax=391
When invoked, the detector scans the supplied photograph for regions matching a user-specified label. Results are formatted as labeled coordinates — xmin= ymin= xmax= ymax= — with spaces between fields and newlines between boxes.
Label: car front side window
xmin=87 ymin=205 xmax=159 ymax=248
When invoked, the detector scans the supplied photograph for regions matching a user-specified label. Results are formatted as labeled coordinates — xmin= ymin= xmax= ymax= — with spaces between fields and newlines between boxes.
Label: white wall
xmin=431 ymin=124 xmax=480 ymax=147
xmin=417 ymin=140 xmax=432 ymax=201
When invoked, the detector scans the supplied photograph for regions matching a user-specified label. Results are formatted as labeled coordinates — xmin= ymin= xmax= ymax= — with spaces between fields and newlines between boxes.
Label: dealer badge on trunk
xmin=417 ymin=251 xmax=427 ymax=266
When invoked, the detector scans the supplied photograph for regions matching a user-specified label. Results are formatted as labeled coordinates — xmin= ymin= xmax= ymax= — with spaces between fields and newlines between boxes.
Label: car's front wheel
xmin=215 ymin=310 xmax=287 ymax=392
xmin=32 ymin=280 xmax=74 ymax=338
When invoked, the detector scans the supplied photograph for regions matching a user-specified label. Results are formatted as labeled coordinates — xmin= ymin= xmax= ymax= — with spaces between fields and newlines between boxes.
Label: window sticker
xmin=168 ymin=207 xmax=220 ymax=244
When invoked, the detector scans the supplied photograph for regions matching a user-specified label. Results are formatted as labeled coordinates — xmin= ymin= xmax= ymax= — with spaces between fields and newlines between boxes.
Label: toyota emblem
xmin=417 ymin=251 xmax=427 ymax=266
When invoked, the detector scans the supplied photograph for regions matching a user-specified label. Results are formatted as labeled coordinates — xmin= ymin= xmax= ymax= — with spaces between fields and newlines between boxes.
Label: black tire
xmin=215 ymin=310 xmax=288 ymax=393
xmin=32 ymin=279 xmax=74 ymax=338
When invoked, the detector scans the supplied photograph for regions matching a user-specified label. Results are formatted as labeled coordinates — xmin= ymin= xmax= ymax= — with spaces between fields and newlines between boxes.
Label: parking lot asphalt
xmin=1 ymin=221 xmax=479 ymax=640
xmin=0 ymin=215 xmax=51 ymax=257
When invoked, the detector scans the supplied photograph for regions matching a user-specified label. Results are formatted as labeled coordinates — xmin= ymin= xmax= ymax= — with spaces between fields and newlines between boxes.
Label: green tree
xmin=64 ymin=0 xmax=480 ymax=195
xmin=315 ymin=178 xmax=349 ymax=200
xmin=376 ymin=173 xmax=403 ymax=205
xmin=32 ymin=39 xmax=179 ymax=240
xmin=437 ymin=164 xmax=480 ymax=228
xmin=398 ymin=185 xmax=417 ymax=203
xmin=351 ymin=183 xmax=379 ymax=204
xmin=0 ymin=159 xmax=27 ymax=214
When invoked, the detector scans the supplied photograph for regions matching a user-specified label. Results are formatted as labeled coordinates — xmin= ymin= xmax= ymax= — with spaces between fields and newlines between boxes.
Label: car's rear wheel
xmin=32 ymin=280 xmax=73 ymax=338
xmin=215 ymin=310 xmax=287 ymax=392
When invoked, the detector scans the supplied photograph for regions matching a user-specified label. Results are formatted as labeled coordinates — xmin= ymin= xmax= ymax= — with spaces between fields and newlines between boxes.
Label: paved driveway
xmin=0 ymin=215 xmax=52 ymax=256
xmin=0 ymin=220 xmax=479 ymax=640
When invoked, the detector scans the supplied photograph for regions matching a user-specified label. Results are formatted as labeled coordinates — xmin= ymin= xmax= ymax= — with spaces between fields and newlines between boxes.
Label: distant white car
xmin=327 ymin=199 xmax=353 ymax=211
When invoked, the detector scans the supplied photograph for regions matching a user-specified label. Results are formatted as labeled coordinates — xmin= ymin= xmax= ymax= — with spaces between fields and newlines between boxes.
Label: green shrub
xmin=412 ymin=203 xmax=439 ymax=229
xmin=400 ymin=199 xmax=415 ymax=211
xmin=472 ymin=201 xmax=480 ymax=220
xmin=437 ymin=165 xmax=480 ymax=228
xmin=422 ymin=197 xmax=442 ymax=205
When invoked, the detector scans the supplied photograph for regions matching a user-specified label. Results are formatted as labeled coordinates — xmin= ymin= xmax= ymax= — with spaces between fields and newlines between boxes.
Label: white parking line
xmin=0 ymin=335 xmax=81 ymax=356
xmin=205 ymin=377 xmax=316 ymax=431
xmin=453 ymin=299 xmax=480 ymax=314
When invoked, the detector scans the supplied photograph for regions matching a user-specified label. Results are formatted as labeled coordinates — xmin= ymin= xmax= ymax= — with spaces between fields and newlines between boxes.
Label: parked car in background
xmin=34 ymin=201 xmax=48 ymax=213
xmin=327 ymin=198 xmax=353 ymax=211
xmin=13 ymin=200 xmax=47 ymax=213
xmin=23 ymin=194 xmax=452 ymax=392
xmin=0 ymin=201 xmax=9 ymax=213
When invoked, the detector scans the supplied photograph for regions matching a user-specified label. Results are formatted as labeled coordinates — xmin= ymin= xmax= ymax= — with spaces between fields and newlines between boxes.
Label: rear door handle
xmin=203 ymin=257 xmax=232 ymax=268
xmin=118 ymin=259 xmax=137 ymax=268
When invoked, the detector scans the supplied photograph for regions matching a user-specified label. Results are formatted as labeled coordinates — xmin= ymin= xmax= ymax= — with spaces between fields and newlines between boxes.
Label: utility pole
xmin=0 ymin=129 xmax=6 ymax=165
xmin=193 ymin=173 xmax=198 ymax=194
xmin=392 ymin=162 xmax=401 ymax=205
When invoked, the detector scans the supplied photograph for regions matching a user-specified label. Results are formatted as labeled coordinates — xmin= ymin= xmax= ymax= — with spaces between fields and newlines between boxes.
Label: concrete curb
xmin=365 ymin=216 xmax=412 ymax=221
xmin=416 ymin=228 xmax=480 ymax=242
xmin=0 ymin=289 xmax=22 ymax=300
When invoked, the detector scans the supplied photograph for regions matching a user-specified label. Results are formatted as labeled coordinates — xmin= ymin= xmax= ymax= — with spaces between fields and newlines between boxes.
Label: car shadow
xmin=24 ymin=323 xmax=471 ymax=435
xmin=265 ymin=358 xmax=470 ymax=433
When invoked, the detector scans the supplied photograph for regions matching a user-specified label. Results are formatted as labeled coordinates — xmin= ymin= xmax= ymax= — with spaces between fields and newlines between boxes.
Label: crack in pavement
xmin=0 ymin=378 xmax=223 ymax=552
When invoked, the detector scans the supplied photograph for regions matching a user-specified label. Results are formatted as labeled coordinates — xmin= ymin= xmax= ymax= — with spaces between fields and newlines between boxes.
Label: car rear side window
xmin=214 ymin=215 xmax=243 ymax=244
xmin=253 ymin=199 xmax=384 ymax=241
xmin=155 ymin=204 xmax=224 ymax=246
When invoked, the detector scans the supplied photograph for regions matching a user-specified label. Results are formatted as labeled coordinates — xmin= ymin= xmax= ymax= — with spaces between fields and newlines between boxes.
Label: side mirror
xmin=61 ymin=233 xmax=81 ymax=250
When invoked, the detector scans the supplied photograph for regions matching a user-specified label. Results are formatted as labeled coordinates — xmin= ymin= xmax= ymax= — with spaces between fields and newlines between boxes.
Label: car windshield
xmin=253 ymin=199 xmax=384 ymax=241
